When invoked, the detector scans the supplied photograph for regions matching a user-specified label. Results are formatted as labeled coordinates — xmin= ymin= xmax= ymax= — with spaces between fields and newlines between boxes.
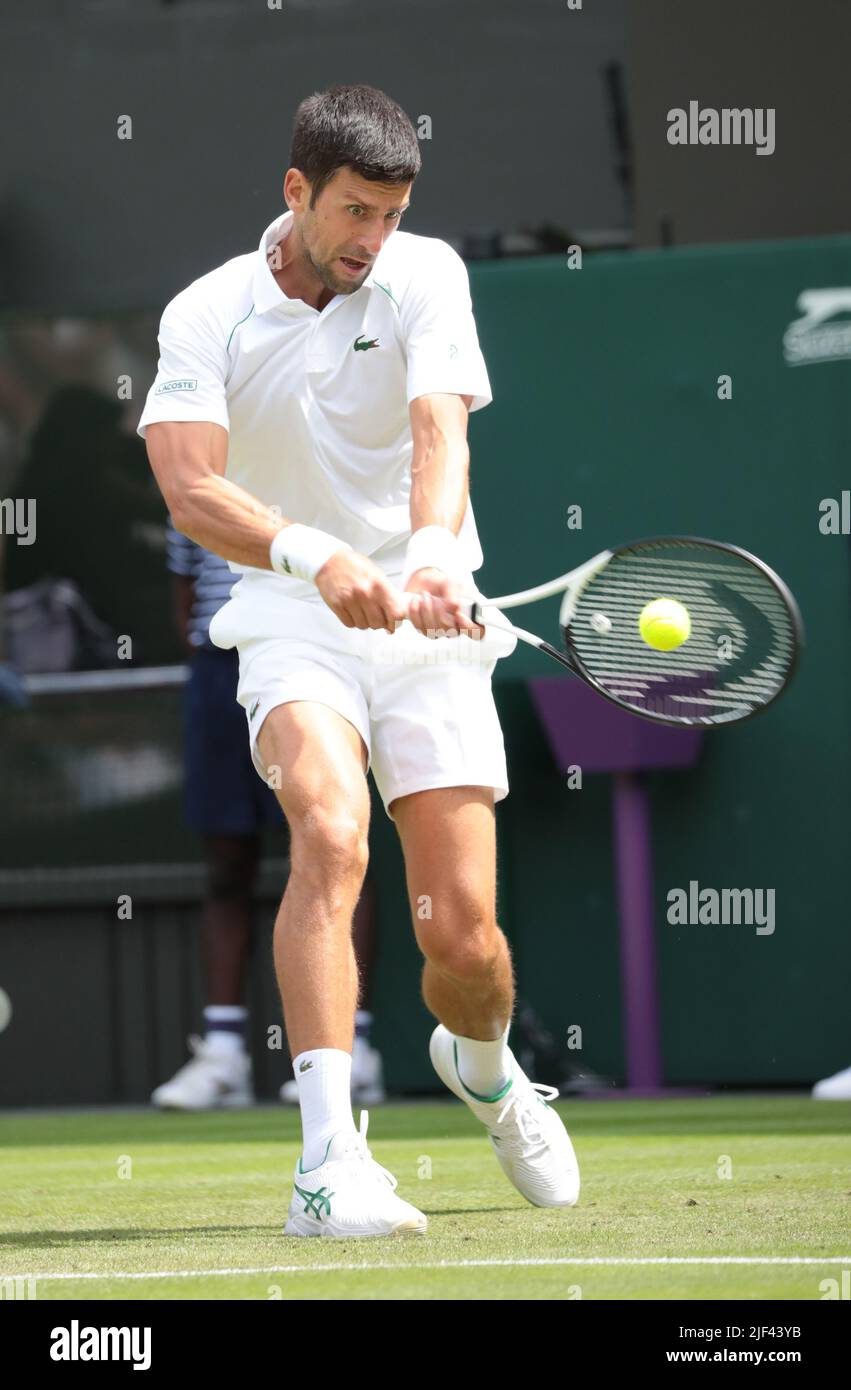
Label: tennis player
xmin=140 ymin=84 xmax=579 ymax=1237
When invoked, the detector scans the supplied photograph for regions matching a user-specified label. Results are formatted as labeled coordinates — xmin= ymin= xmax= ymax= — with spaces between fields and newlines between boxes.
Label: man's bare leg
xmin=392 ymin=785 xmax=514 ymax=1094
xmin=393 ymin=784 xmax=580 ymax=1207
xmin=258 ymin=701 xmax=369 ymax=1162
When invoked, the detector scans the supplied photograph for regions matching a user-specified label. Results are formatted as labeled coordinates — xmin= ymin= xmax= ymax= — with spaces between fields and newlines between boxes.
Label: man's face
xmin=292 ymin=167 xmax=412 ymax=296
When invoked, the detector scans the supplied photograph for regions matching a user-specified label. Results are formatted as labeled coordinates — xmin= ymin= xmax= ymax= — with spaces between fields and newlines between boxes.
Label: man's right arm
xmin=145 ymin=420 xmax=405 ymax=632
xmin=146 ymin=420 xmax=283 ymax=569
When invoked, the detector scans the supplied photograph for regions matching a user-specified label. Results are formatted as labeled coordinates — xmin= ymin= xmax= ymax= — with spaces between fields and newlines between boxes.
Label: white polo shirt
xmin=138 ymin=210 xmax=493 ymax=604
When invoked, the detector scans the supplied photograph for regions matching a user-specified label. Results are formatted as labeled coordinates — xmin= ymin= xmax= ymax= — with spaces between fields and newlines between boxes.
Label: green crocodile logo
xmin=353 ymin=334 xmax=380 ymax=352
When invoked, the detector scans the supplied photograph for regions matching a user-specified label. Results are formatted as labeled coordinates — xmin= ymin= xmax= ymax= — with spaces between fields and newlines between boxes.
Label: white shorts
xmin=208 ymin=581 xmax=516 ymax=819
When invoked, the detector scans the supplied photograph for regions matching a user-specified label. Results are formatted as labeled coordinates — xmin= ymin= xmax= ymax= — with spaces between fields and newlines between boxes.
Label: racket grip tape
xmin=400 ymin=594 xmax=483 ymax=627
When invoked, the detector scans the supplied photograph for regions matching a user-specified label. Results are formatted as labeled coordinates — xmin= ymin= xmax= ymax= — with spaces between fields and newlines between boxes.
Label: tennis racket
xmin=456 ymin=536 xmax=803 ymax=728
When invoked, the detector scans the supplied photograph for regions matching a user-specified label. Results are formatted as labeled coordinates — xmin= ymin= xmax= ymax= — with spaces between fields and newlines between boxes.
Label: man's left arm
xmin=404 ymin=392 xmax=481 ymax=637
xmin=398 ymin=240 xmax=493 ymax=637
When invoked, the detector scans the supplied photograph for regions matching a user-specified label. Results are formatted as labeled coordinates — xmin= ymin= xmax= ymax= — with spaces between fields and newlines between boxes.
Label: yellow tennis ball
xmin=639 ymin=598 xmax=691 ymax=651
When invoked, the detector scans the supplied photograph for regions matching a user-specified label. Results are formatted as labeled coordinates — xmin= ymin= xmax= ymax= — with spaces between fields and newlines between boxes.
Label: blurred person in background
xmin=5 ymin=385 xmax=172 ymax=665
xmin=154 ymin=520 xmax=385 ymax=1108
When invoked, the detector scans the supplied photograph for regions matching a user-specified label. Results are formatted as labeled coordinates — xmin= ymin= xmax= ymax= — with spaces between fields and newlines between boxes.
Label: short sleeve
xmin=400 ymin=244 xmax=493 ymax=412
xmin=137 ymin=293 xmax=230 ymax=439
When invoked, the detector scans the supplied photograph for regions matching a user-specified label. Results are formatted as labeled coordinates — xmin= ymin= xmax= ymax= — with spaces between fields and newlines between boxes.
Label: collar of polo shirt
xmin=252 ymin=211 xmax=378 ymax=316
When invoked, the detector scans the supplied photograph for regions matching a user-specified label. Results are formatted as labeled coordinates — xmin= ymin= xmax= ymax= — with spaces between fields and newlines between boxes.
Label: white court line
xmin=10 ymin=1257 xmax=851 ymax=1282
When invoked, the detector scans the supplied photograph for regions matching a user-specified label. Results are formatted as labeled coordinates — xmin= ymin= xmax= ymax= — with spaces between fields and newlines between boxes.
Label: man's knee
xmin=289 ymin=804 xmax=369 ymax=888
xmin=416 ymin=888 xmax=502 ymax=980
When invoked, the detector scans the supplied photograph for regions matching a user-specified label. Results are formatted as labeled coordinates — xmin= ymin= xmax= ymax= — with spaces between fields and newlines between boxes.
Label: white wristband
xmin=401 ymin=525 xmax=463 ymax=587
xmin=269 ymin=524 xmax=350 ymax=584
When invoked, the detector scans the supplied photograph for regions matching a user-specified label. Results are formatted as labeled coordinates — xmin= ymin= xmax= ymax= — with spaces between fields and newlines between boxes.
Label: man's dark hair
xmin=290 ymin=85 xmax=421 ymax=206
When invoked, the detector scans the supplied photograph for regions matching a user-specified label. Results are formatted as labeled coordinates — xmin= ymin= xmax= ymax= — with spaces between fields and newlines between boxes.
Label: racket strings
xmin=565 ymin=546 xmax=798 ymax=723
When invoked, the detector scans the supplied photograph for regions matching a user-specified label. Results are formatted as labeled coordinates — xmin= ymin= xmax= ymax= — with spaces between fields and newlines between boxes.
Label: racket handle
xmin=397 ymin=589 xmax=478 ymax=617
xmin=399 ymin=592 xmax=482 ymax=626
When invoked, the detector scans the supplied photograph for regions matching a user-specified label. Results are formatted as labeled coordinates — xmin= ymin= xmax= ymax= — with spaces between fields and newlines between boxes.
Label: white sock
xmin=294 ymin=1048 xmax=356 ymax=1168
xmin=455 ymin=1026 xmax=512 ymax=1100
xmin=204 ymin=1005 xmax=247 ymax=1057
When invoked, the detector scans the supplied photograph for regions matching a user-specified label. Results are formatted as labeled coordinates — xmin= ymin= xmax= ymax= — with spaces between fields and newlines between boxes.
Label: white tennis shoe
xmin=429 ymin=1024 xmax=580 ymax=1208
xmin=284 ymin=1111 xmax=427 ymax=1238
xmin=151 ymin=1036 xmax=253 ymax=1110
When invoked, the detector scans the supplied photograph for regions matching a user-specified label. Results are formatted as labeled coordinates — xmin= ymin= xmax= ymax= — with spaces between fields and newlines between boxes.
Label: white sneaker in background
xmin=812 ymin=1064 xmax=851 ymax=1100
xmin=152 ymin=1035 xmax=254 ymax=1110
xmin=351 ymin=1037 xmax=386 ymax=1105
xmin=279 ymin=1076 xmax=300 ymax=1105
